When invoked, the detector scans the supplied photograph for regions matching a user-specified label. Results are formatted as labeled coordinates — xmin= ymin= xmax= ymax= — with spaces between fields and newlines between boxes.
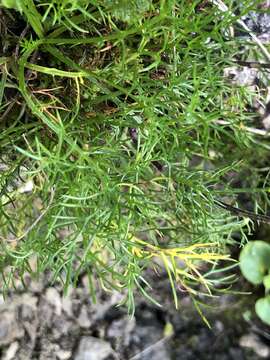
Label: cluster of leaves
xmin=0 ymin=0 xmax=269 ymax=313
xmin=240 ymin=241 xmax=270 ymax=326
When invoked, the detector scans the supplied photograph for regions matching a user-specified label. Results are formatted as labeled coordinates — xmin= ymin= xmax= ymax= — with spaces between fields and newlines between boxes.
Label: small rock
xmin=19 ymin=294 xmax=38 ymax=343
xmin=38 ymin=339 xmax=59 ymax=360
xmin=20 ymin=294 xmax=38 ymax=320
xmin=107 ymin=316 xmax=135 ymax=347
xmin=77 ymin=305 xmax=91 ymax=328
xmin=56 ymin=349 xmax=72 ymax=360
xmin=0 ymin=311 xmax=24 ymax=346
xmin=130 ymin=335 xmax=170 ymax=360
xmin=224 ymin=66 xmax=258 ymax=86
xmin=52 ymin=316 xmax=73 ymax=340
xmin=74 ymin=336 xmax=116 ymax=360
xmin=262 ymin=113 xmax=270 ymax=130
xmin=3 ymin=341 xmax=19 ymax=360
xmin=242 ymin=11 xmax=270 ymax=35
xmin=38 ymin=296 xmax=54 ymax=326
xmin=214 ymin=320 xmax=224 ymax=333
xmin=29 ymin=278 xmax=44 ymax=293
xmin=62 ymin=287 xmax=73 ymax=317
xmin=46 ymin=288 xmax=62 ymax=316
xmin=239 ymin=333 xmax=270 ymax=358
xmin=18 ymin=179 xmax=34 ymax=193
xmin=0 ymin=162 xmax=9 ymax=171
xmin=0 ymin=294 xmax=5 ymax=306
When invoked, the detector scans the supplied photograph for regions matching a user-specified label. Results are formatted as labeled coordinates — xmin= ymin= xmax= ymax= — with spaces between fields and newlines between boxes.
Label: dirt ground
xmin=0 ymin=266 xmax=269 ymax=360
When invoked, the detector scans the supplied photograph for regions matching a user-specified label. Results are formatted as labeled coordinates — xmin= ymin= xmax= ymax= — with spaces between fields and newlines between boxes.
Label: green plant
xmin=0 ymin=0 xmax=270 ymax=316
xmin=240 ymin=241 xmax=270 ymax=326
xmin=0 ymin=0 xmax=22 ymax=12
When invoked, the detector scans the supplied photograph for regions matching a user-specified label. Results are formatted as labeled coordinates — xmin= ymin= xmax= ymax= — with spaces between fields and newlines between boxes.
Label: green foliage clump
xmin=240 ymin=241 xmax=270 ymax=326
xmin=0 ymin=0 xmax=269 ymax=312
xmin=0 ymin=0 xmax=22 ymax=12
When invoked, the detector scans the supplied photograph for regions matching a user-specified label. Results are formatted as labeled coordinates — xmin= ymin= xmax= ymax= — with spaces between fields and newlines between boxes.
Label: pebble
xmin=239 ymin=333 xmax=270 ymax=358
xmin=77 ymin=305 xmax=91 ymax=328
xmin=56 ymin=349 xmax=72 ymax=360
xmin=46 ymin=287 xmax=62 ymax=316
xmin=74 ymin=336 xmax=116 ymax=360
xmin=0 ymin=311 xmax=24 ymax=346
xmin=2 ymin=342 xmax=19 ymax=360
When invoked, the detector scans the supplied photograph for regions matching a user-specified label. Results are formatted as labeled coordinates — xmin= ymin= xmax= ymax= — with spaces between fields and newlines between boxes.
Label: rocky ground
xmin=0 ymin=266 xmax=270 ymax=360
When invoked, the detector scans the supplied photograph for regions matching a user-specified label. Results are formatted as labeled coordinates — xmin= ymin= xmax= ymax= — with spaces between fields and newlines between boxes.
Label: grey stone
xmin=239 ymin=333 xmax=270 ymax=358
xmin=107 ymin=316 xmax=135 ymax=348
xmin=56 ymin=349 xmax=72 ymax=360
xmin=242 ymin=11 xmax=270 ymax=35
xmin=0 ymin=311 xmax=24 ymax=346
xmin=77 ymin=305 xmax=91 ymax=328
xmin=2 ymin=341 xmax=19 ymax=360
xmin=46 ymin=287 xmax=62 ymax=316
xmin=74 ymin=336 xmax=116 ymax=360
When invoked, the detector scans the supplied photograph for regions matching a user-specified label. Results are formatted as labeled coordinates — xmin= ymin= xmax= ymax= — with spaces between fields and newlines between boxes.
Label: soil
xmin=0 ymin=266 xmax=269 ymax=360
